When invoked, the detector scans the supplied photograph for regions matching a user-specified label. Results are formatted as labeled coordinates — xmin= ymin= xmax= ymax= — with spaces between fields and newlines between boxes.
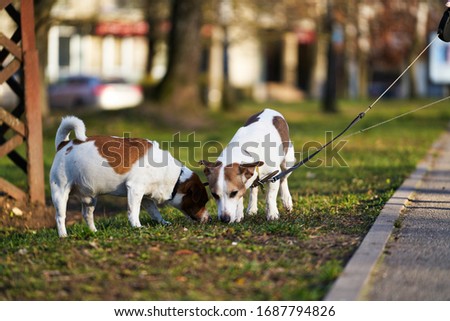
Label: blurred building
xmin=46 ymin=0 xmax=318 ymax=105
xmin=47 ymin=0 xmax=148 ymax=83
xmin=206 ymin=0 xmax=319 ymax=108
xmin=44 ymin=0 xmax=446 ymax=106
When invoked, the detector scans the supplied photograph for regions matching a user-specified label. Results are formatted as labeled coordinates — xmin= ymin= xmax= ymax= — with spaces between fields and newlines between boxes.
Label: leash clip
xmin=250 ymin=170 xmax=279 ymax=189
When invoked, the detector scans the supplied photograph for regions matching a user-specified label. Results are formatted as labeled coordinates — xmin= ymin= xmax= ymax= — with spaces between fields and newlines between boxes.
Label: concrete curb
xmin=324 ymin=133 xmax=447 ymax=301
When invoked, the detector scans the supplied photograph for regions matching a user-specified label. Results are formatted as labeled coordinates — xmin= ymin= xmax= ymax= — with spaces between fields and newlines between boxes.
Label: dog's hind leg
xmin=246 ymin=186 xmax=259 ymax=215
xmin=279 ymin=177 xmax=293 ymax=213
xmin=81 ymin=196 xmax=97 ymax=232
xmin=51 ymin=182 xmax=71 ymax=237
xmin=279 ymin=147 xmax=295 ymax=213
xmin=142 ymin=199 xmax=171 ymax=225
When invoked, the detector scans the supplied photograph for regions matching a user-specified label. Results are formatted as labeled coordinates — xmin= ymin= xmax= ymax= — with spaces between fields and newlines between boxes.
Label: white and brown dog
xmin=50 ymin=116 xmax=210 ymax=237
xmin=201 ymin=109 xmax=295 ymax=223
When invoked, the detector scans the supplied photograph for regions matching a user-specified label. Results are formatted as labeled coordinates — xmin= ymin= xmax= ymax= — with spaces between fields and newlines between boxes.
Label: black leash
xmin=251 ymin=111 xmax=367 ymax=188
xmin=342 ymin=96 xmax=450 ymax=140
xmin=252 ymin=4 xmax=450 ymax=187
xmin=268 ymin=111 xmax=366 ymax=184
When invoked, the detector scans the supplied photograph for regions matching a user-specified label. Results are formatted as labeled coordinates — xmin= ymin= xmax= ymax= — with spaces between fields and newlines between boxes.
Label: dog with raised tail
xmin=50 ymin=116 xmax=210 ymax=237
xmin=200 ymin=108 xmax=295 ymax=223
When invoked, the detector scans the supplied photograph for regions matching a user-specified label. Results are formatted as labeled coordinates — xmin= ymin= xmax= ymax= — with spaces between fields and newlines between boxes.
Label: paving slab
xmin=366 ymin=131 xmax=450 ymax=300
xmin=325 ymin=130 xmax=450 ymax=301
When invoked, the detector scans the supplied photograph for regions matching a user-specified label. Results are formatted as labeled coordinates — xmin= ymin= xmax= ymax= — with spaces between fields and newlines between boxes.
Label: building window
xmin=59 ymin=36 xmax=71 ymax=67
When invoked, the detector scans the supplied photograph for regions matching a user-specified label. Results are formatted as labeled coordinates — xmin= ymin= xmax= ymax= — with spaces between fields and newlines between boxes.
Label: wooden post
xmin=21 ymin=0 xmax=45 ymax=205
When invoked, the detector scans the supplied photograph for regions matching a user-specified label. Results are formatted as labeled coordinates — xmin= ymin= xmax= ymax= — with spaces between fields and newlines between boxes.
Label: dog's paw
xmin=129 ymin=219 xmax=142 ymax=228
xmin=266 ymin=212 xmax=279 ymax=221
xmin=161 ymin=220 xmax=171 ymax=225
xmin=284 ymin=204 xmax=293 ymax=213
xmin=57 ymin=229 xmax=68 ymax=238
xmin=246 ymin=208 xmax=258 ymax=216
xmin=283 ymin=199 xmax=293 ymax=213
xmin=235 ymin=210 xmax=245 ymax=223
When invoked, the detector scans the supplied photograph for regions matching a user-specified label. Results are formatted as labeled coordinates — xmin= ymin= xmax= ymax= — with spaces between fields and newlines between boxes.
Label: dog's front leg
xmin=235 ymin=197 xmax=244 ymax=222
xmin=246 ymin=186 xmax=259 ymax=215
xmin=126 ymin=186 xmax=144 ymax=228
xmin=265 ymin=180 xmax=280 ymax=220
xmin=142 ymin=199 xmax=171 ymax=225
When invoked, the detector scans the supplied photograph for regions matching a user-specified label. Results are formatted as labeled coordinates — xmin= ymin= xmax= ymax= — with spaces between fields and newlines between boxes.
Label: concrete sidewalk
xmin=325 ymin=129 xmax=450 ymax=301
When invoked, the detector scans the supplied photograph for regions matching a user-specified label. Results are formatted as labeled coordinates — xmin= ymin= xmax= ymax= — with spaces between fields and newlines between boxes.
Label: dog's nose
xmin=220 ymin=214 xmax=231 ymax=223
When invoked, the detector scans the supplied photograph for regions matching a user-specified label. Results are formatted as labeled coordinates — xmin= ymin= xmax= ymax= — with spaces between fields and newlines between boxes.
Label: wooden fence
xmin=0 ymin=0 xmax=45 ymax=205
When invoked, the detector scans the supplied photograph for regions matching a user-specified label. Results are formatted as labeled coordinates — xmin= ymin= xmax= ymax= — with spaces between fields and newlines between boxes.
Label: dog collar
xmin=170 ymin=168 xmax=184 ymax=200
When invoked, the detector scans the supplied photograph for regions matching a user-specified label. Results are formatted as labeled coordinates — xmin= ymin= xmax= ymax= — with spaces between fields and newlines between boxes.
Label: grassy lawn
xmin=1 ymin=99 xmax=449 ymax=300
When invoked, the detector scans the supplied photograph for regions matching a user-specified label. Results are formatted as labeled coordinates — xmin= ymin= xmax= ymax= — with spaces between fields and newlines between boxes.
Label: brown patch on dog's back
xmin=56 ymin=140 xmax=70 ymax=152
xmin=244 ymin=110 xmax=264 ymax=127
xmin=57 ymin=139 xmax=85 ymax=153
xmin=88 ymin=136 xmax=152 ymax=175
xmin=272 ymin=116 xmax=290 ymax=153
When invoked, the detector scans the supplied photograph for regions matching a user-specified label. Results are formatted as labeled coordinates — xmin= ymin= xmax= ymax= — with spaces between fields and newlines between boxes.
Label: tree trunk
xmin=34 ymin=0 xmax=58 ymax=117
xmin=221 ymin=25 xmax=236 ymax=111
xmin=145 ymin=17 xmax=157 ymax=77
xmin=155 ymin=0 xmax=203 ymax=110
xmin=321 ymin=0 xmax=338 ymax=113
xmin=322 ymin=39 xmax=338 ymax=113
xmin=35 ymin=27 xmax=50 ymax=117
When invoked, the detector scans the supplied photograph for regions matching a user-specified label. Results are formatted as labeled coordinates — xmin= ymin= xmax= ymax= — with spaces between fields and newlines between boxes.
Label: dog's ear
xmin=199 ymin=160 xmax=222 ymax=176
xmin=239 ymin=161 xmax=264 ymax=180
xmin=240 ymin=161 xmax=264 ymax=168
xmin=188 ymin=181 xmax=201 ymax=203
xmin=199 ymin=160 xmax=222 ymax=167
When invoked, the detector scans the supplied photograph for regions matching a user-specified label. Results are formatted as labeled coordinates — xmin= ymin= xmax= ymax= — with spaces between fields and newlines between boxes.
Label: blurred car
xmin=48 ymin=75 xmax=143 ymax=110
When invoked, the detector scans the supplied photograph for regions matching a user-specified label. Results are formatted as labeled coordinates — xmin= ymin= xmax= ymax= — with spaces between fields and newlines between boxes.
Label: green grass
xmin=1 ymin=99 xmax=449 ymax=300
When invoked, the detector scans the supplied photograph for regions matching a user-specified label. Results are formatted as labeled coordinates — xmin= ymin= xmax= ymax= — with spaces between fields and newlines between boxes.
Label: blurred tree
xmin=142 ymin=0 xmax=442 ymax=112
xmin=155 ymin=0 xmax=204 ymax=110
xmin=322 ymin=0 xmax=337 ymax=113
xmin=140 ymin=0 xmax=170 ymax=79
xmin=367 ymin=0 xmax=444 ymax=98
xmin=34 ymin=0 xmax=58 ymax=116
xmin=368 ymin=0 xmax=415 ymax=98
xmin=218 ymin=0 xmax=235 ymax=111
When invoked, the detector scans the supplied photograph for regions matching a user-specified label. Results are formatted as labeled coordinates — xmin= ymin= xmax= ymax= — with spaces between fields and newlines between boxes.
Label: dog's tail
xmin=55 ymin=116 xmax=87 ymax=150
